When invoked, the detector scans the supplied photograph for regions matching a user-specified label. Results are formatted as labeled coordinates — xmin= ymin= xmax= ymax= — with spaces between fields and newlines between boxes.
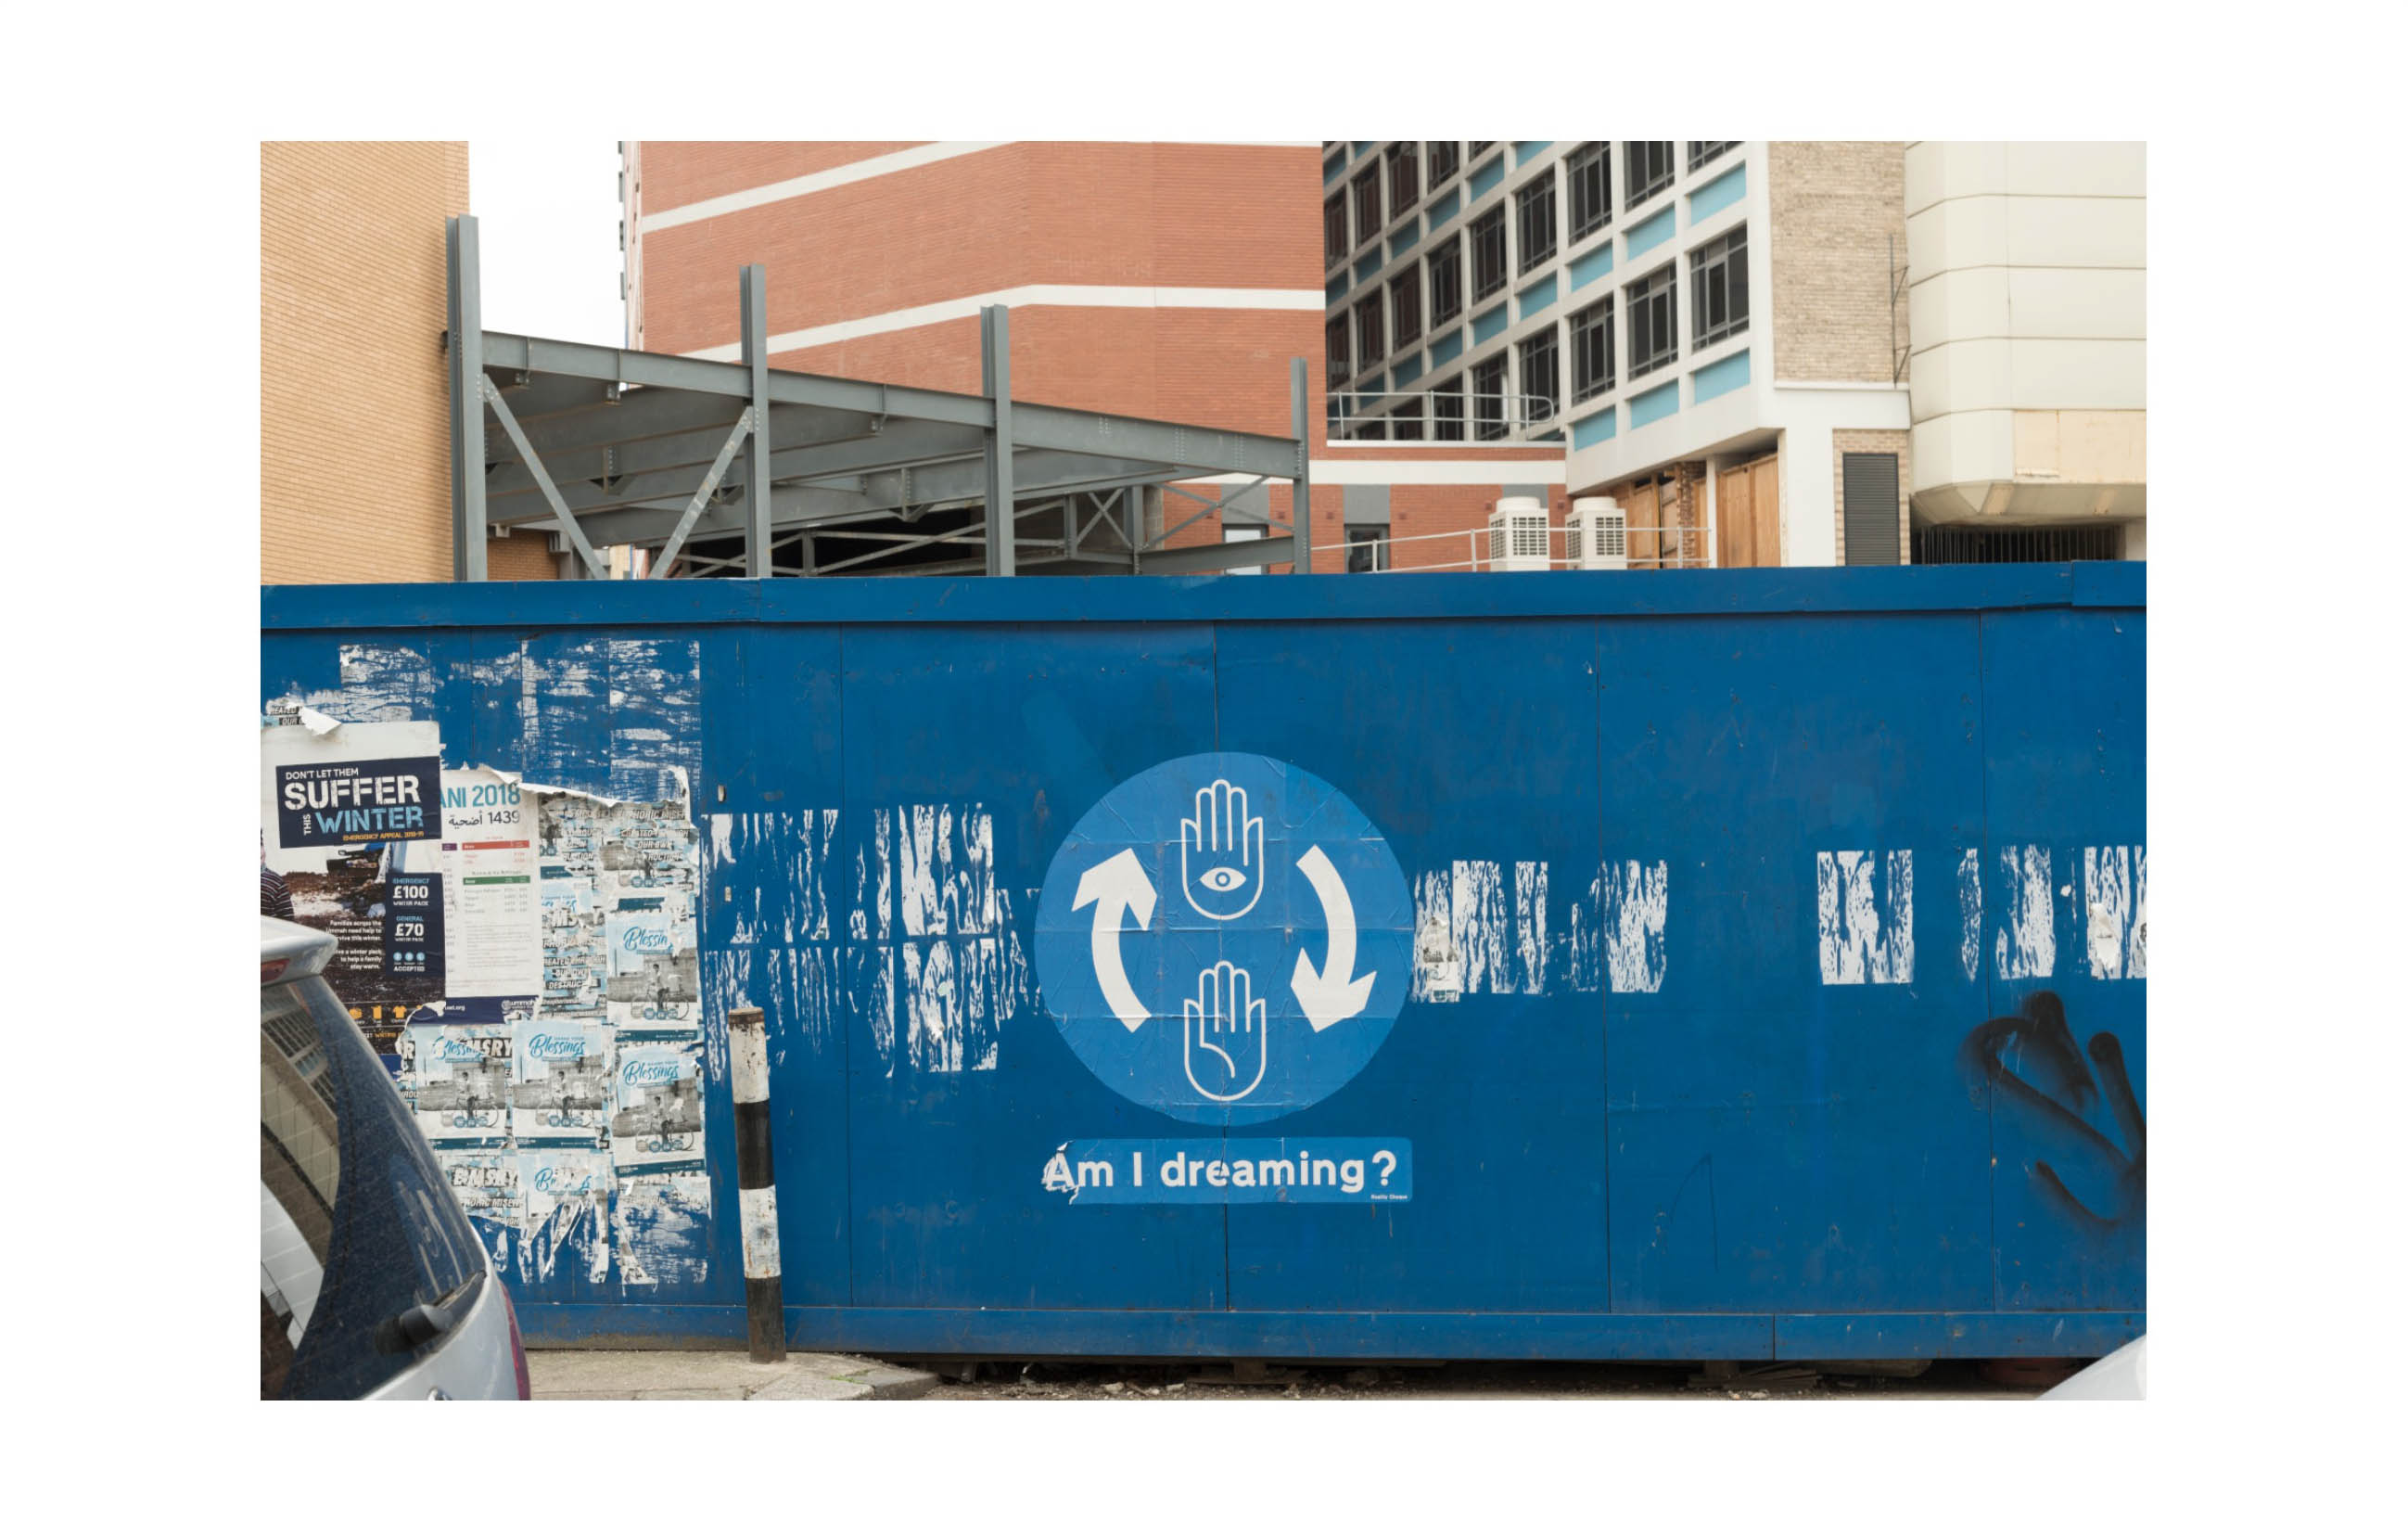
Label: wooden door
xmin=1714 ymin=455 xmax=1783 ymax=568
xmin=1716 ymin=463 xmax=1754 ymax=568
xmin=1748 ymin=456 xmax=1780 ymax=568
xmin=1627 ymin=482 xmax=1660 ymax=569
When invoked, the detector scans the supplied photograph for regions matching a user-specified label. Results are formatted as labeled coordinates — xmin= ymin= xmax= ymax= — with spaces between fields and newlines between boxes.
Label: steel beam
xmin=446 ymin=216 xmax=487 ymax=581
xmin=654 ymin=408 xmax=756 ymax=574
xmin=739 ymin=265 xmax=772 ymax=577
xmin=480 ymin=377 xmax=609 ymax=579
xmin=1291 ymin=356 xmax=1312 ymax=575
xmin=476 ymin=331 xmax=1301 ymax=477
xmin=982 ymin=306 xmax=1014 ymax=576
xmin=499 ymin=441 xmax=1169 ymax=537
xmin=1139 ymin=534 xmax=1297 ymax=576
xmin=481 ymin=401 xmax=862 ymax=502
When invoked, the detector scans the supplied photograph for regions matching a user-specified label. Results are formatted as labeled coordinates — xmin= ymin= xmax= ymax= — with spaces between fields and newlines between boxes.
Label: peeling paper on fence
xmin=1816 ymin=850 xmax=1915 ymax=985
xmin=844 ymin=802 xmax=1030 ymax=1075
xmin=1994 ymin=844 xmax=2057 ymax=979
xmin=2084 ymin=845 xmax=2147 ymax=981
xmin=1958 ymin=849 xmax=1982 ymax=981
xmin=1597 ymin=860 xmax=1669 ymax=994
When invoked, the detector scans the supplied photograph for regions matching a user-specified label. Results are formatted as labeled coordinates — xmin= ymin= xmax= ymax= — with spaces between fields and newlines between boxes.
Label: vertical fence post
xmin=1290 ymin=356 xmax=1312 ymax=574
xmin=728 ymin=1005 xmax=785 ymax=1362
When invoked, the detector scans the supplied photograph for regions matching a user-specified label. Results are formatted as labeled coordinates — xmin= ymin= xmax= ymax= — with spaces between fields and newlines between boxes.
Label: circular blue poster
xmin=1035 ymin=752 xmax=1412 ymax=1126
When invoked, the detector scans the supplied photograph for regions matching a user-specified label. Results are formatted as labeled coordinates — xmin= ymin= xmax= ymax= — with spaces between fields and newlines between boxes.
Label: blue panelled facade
xmin=262 ymin=566 xmax=2145 ymax=1359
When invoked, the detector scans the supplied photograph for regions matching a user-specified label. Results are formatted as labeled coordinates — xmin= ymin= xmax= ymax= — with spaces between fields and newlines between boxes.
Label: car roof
xmin=261 ymin=915 xmax=337 ymax=981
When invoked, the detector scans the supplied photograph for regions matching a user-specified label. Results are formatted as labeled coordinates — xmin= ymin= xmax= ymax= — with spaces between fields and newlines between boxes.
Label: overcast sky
xmin=472 ymin=139 xmax=626 ymax=346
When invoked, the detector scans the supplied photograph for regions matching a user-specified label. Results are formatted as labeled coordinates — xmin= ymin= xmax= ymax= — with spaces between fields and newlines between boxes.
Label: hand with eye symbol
xmin=1179 ymin=778 xmax=1264 ymax=921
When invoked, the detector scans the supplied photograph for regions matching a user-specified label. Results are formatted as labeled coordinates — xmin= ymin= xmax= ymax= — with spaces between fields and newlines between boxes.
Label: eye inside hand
xmin=1200 ymin=865 xmax=1246 ymax=893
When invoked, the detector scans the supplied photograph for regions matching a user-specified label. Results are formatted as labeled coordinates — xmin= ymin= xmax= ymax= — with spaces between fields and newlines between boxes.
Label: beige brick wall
xmin=262 ymin=142 xmax=487 ymax=583
xmin=1832 ymin=428 xmax=1912 ymax=565
xmin=1768 ymin=142 xmax=1907 ymax=385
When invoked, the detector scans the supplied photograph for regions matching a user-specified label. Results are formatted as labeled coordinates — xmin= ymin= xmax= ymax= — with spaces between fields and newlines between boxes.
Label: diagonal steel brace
xmin=652 ymin=407 xmax=758 ymax=575
xmin=481 ymin=377 xmax=611 ymax=579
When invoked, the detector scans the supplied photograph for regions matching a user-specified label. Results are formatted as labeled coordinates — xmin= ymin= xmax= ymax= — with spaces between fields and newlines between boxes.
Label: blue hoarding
xmin=261 ymin=565 xmax=2145 ymax=1360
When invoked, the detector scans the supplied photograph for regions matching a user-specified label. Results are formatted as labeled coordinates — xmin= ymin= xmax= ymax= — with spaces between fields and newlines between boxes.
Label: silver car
xmin=261 ymin=917 xmax=529 ymax=1400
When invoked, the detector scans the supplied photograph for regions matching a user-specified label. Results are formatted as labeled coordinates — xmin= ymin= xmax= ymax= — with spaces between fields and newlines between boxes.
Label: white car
xmin=261 ymin=917 xmax=529 ymax=1400
xmin=2041 ymin=1337 xmax=2147 ymax=1401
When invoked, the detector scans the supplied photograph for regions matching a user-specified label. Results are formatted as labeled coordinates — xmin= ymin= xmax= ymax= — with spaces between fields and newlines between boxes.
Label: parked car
xmin=2040 ymin=1337 xmax=2147 ymax=1401
xmin=261 ymin=916 xmax=529 ymax=1400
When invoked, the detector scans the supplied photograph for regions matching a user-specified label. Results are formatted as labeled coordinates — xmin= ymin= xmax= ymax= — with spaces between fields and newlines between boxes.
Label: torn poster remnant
xmin=264 ymin=706 xmax=715 ymax=1294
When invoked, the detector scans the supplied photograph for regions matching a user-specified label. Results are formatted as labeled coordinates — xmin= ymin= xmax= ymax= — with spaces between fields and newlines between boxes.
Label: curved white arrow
xmin=1292 ymin=844 xmax=1375 ymax=1031
xmin=1074 ymin=849 xmax=1155 ymax=1031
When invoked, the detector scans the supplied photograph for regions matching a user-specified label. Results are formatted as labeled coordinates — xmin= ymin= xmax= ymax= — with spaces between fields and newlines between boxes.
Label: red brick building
xmin=622 ymin=141 xmax=1561 ymax=574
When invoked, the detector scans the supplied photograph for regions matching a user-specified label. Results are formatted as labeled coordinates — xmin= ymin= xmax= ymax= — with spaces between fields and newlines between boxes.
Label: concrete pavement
xmin=528 ymin=1350 xmax=938 ymax=1401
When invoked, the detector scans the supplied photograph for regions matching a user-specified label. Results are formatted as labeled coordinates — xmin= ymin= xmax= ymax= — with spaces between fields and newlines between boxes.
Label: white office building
xmin=1322 ymin=141 xmax=2145 ymax=566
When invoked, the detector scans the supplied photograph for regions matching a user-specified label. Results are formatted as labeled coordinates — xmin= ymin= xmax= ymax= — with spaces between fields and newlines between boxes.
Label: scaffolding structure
xmin=443 ymin=215 xmax=1314 ymax=581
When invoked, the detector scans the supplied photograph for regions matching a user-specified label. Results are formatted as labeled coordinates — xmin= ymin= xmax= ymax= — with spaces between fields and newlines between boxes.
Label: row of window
xmin=1329 ymin=226 xmax=1750 ymax=438
xmin=1323 ymin=140 xmax=1733 ymax=268
xmin=1332 ymin=222 xmax=1748 ymax=386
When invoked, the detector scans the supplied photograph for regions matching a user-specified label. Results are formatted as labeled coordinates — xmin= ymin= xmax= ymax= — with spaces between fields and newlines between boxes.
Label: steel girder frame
xmin=443 ymin=213 xmax=1312 ymax=580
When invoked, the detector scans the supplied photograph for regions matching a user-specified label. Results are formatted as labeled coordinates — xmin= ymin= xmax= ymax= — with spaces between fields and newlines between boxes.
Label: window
xmin=1841 ymin=454 xmax=1902 ymax=567
xmin=1567 ymin=141 xmax=1612 ymax=243
xmin=1353 ymin=411 xmax=1387 ymax=441
xmin=1431 ymin=377 xmax=1465 ymax=441
xmin=1389 ymin=269 xmax=1421 ymax=351
xmin=1223 ymin=524 xmax=1268 ymax=576
xmin=1516 ymin=174 xmax=1557 ymax=273
xmin=1352 ymin=166 xmax=1383 ymax=247
xmin=1323 ymin=192 xmax=1348 ymax=266
xmin=1391 ymin=396 xmax=1425 ymax=441
xmin=1469 ymin=141 xmax=1497 ymax=159
xmin=1427 ymin=141 xmax=1460 ymax=188
xmin=1326 ymin=313 xmax=1351 ymax=385
xmin=1627 ymin=263 xmax=1676 ymax=377
xmin=1519 ymin=328 xmax=1559 ymax=425
xmin=1324 ymin=147 xmax=1346 ymax=182
xmin=1472 ymin=355 xmax=1509 ymax=440
xmin=1345 ymin=524 xmax=1392 ymax=573
xmin=1688 ymin=140 xmax=1738 ymax=173
xmin=1353 ymin=293 xmax=1385 ymax=370
xmin=1624 ymin=141 xmax=1674 ymax=208
xmin=1427 ymin=237 xmax=1463 ymax=326
xmin=1471 ymin=207 xmax=1507 ymax=301
xmin=1571 ymin=297 xmax=1614 ymax=403
xmin=1689 ymin=226 xmax=1749 ymax=348
xmin=1386 ymin=142 xmax=1419 ymax=215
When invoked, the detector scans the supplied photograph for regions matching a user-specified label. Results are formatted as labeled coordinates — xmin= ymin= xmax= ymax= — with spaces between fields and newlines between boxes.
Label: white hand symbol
xmin=1179 ymin=778 xmax=1264 ymax=921
xmin=1183 ymin=961 xmax=1268 ymax=1103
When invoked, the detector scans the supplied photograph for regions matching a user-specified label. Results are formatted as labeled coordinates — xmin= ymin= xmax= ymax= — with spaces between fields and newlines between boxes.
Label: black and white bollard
xmin=728 ymin=1005 xmax=786 ymax=1362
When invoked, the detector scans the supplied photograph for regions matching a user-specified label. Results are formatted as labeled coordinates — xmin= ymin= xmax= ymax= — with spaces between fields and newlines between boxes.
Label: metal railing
xmin=1314 ymin=522 xmax=1714 ymax=573
xmin=1327 ymin=385 xmax=1560 ymax=443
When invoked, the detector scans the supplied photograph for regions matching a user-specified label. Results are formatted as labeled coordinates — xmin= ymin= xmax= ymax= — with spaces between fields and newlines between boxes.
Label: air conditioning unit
xmin=1567 ymin=496 xmax=1627 ymax=571
xmin=1484 ymin=495 xmax=1552 ymax=572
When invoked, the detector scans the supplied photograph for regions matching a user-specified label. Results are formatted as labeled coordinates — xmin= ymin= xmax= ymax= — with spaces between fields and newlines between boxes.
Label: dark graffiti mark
xmin=1962 ymin=991 xmax=2145 ymax=1228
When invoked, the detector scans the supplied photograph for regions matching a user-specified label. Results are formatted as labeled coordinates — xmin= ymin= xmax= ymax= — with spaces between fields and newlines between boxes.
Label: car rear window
xmin=261 ymin=975 xmax=484 ymax=1399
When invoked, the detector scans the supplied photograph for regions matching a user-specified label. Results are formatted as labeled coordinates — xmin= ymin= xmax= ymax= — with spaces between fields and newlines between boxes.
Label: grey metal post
xmin=1126 ymin=484 xmax=1144 ymax=572
xmin=740 ymin=265 xmax=772 ymax=577
xmin=1290 ymin=356 xmax=1312 ymax=574
xmin=729 ymin=1005 xmax=785 ymax=1362
xmin=981 ymin=306 xmax=1015 ymax=576
xmin=446 ymin=216 xmax=488 ymax=582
